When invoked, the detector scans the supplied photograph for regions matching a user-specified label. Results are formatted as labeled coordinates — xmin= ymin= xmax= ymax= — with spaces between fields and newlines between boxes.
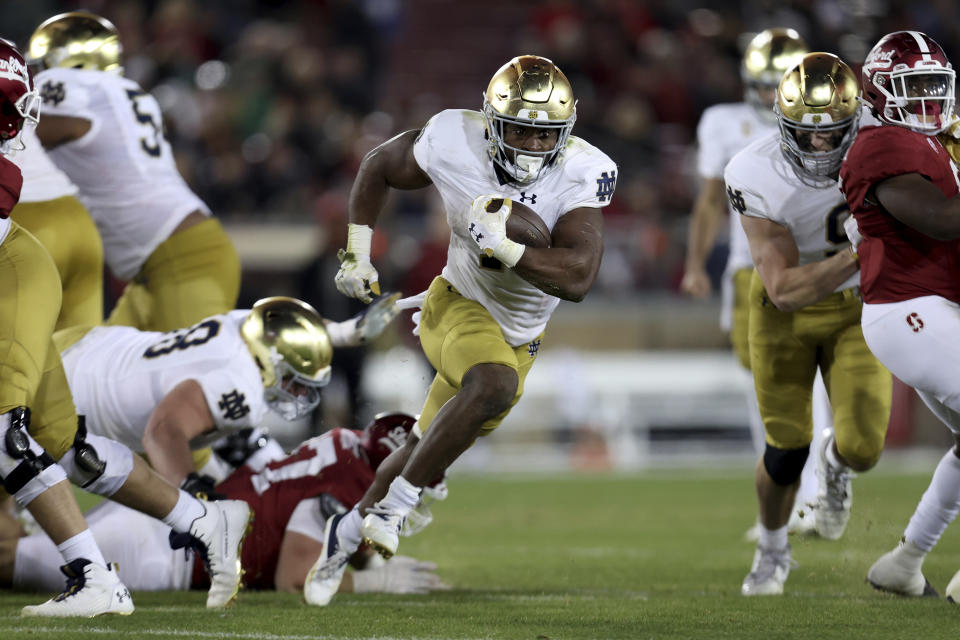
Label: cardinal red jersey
xmin=191 ymin=428 xmax=375 ymax=590
xmin=839 ymin=125 xmax=960 ymax=303
xmin=0 ymin=154 xmax=23 ymax=218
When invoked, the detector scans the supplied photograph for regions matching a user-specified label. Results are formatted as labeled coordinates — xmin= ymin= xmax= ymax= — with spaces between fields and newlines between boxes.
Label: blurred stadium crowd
xmin=7 ymin=0 xmax=960 ymax=298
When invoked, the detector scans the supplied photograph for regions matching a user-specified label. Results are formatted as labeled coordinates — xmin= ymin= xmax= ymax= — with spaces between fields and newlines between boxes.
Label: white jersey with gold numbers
xmin=9 ymin=126 xmax=77 ymax=202
xmin=59 ymin=310 xmax=266 ymax=452
xmin=724 ymin=132 xmax=858 ymax=293
xmin=696 ymin=102 xmax=777 ymax=273
xmin=413 ymin=109 xmax=617 ymax=346
xmin=34 ymin=68 xmax=210 ymax=280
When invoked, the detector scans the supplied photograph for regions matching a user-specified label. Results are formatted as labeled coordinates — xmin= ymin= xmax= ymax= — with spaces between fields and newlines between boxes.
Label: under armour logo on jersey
xmin=218 ymin=390 xmax=250 ymax=421
xmin=519 ymin=192 xmax=537 ymax=204
xmin=595 ymin=171 xmax=617 ymax=202
xmin=528 ymin=339 xmax=541 ymax=357
xmin=906 ymin=312 xmax=924 ymax=333
xmin=727 ymin=186 xmax=747 ymax=214
xmin=40 ymin=80 xmax=65 ymax=107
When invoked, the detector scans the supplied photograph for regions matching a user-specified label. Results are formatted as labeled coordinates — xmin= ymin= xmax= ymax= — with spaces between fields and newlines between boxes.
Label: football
xmin=487 ymin=198 xmax=552 ymax=248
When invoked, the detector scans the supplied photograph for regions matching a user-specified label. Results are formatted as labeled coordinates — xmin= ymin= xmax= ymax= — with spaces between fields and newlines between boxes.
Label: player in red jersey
xmin=837 ymin=30 xmax=960 ymax=600
xmin=0 ymin=414 xmax=448 ymax=597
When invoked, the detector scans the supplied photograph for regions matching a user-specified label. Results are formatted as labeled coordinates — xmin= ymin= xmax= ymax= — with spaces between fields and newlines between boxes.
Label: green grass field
xmin=2 ymin=465 xmax=959 ymax=639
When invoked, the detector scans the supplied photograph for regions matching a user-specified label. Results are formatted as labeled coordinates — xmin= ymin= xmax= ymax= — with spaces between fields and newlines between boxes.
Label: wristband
xmin=494 ymin=238 xmax=526 ymax=268
xmin=346 ymin=223 xmax=373 ymax=258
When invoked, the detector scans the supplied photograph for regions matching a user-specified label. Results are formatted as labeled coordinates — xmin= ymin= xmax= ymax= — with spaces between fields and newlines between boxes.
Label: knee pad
xmin=0 ymin=408 xmax=67 ymax=506
xmin=59 ymin=417 xmax=133 ymax=497
xmin=763 ymin=443 xmax=810 ymax=486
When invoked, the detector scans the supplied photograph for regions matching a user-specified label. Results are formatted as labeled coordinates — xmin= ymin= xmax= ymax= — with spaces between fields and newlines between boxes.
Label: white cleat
xmin=304 ymin=513 xmax=351 ymax=606
xmin=361 ymin=503 xmax=403 ymax=560
xmin=21 ymin=559 xmax=134 ymax=618
xmin=815 ymin=430 xmax=854 ymax=540
xmin=189 ymin=499 xmax=252 ymax=608
xmin=867 ymin=541 xmax=939 ymax=597
xmin=742 ymin=544 xmax=794 ymax=596
xmin=946 ymin=569 xmax=960 ymax=603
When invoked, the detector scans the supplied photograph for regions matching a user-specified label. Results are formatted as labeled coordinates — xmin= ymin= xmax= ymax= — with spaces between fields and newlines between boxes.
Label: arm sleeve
xmin=841 ymin=127 xmax=940 ymax=210
xmin=723 ymin=157 xmax=775 ymax=223
xmin=35 ymin=69 xmax=95 ymax=120
xmin=559 ymin=148 xmax=618 ymax=212
xmin=696 ymin=107 xmax=727 ymax=179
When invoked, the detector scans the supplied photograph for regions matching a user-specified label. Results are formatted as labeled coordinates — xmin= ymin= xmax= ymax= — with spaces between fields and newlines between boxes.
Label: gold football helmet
xmin=776 ymin=52 xmax=860 ymax=180
xmin=27 ymin=11 xmax=122 ymax=73
xmin=742 ymin=28 xmax=809 ymax=121
xmin=240 ymin=297 xmax=333 ymax=421
xmin=482 ymin=55 xmax=576 ymax=183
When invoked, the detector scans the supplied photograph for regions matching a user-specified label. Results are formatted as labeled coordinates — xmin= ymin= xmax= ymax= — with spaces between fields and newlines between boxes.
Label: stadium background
xmin=6 ymin=0 xmax=959 ymax=469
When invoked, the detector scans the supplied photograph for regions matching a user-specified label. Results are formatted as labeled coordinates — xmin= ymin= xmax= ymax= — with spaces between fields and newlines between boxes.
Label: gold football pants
xmin=106 ymin=217 xmax=240 ymax=332
xmin=730 ymin=267 xmax=753 ymax=370
xmin=417 ymin=276 xmax=540 ymax=436
xmin=748 ymin=271 xmax=891 ymax=468
xmin=11 ymin=196 xmax=104 ymax=330
xmin=0 ymin=223 xmax=78 ymax=460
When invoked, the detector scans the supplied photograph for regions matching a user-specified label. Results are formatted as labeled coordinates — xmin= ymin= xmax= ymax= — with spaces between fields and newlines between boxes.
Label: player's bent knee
xmin=0 ymin=408 xmax=67 ymax=506
xmin=763 ymin=443 xmax=810 ymax=486
xmin=59 ymin=418 xmax=133 ymax=496
xmin=836 ymin=439 xmax=882 ymax=472
xmin=462 ymin=364 xmax=518 ymax=414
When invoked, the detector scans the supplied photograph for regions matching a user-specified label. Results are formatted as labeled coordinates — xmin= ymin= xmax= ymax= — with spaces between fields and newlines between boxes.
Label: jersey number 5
xmin=125 ymin=88 xmax=165 ymax=158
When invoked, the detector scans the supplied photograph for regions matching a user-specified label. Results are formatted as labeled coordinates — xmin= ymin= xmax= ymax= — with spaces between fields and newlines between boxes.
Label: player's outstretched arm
xmin=681 ymin=177 xmax=728 ymax=297
xmin=142 ymin=380 xmax=217 ymax=486
xmin=510 ymin=206 xmax=604 ymax=302
xmin=741 ymin=214 xmax=858 ymax=312
xmin=875 ymin=173 xmax=960 ymax=241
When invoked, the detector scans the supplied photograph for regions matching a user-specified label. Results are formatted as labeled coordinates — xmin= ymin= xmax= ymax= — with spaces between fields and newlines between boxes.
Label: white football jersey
xmin=10 ymin=126 xmax=77 ymax=202
xmin=60 ymin=310 xmax=267 ymax=452
xmin=34 ymin=68 xmax=210 ymax=280
xmin=412 ymin=109 xmax=617 ymax=346
xmin=0 ymin=217 xmax=10 ymax=247
xmin=723 ymin=133 xmax=858 ymax=292
xmin=696 ymin=102 xmax=776 ymax=272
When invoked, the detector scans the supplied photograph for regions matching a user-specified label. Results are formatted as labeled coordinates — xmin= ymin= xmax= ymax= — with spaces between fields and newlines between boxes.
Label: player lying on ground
xmin=0 ymin=415 xmax=448 ymax=597
xmin=53 ymin=294 xmax=398 ymax=487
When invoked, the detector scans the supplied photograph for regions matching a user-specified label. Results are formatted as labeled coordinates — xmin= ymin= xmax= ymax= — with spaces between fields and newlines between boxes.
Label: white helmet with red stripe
xmin=0 ymin=39 xmax=39 ymax=154
xmin=862 ymin=30 xmax=955 ymax=135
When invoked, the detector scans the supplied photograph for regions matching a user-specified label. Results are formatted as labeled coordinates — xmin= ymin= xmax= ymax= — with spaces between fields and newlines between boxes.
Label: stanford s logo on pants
xmin=906 ymin=312 xmax=924 ymax=332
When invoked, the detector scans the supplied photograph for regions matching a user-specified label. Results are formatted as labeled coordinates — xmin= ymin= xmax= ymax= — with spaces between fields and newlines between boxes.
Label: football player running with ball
xmin=728 ymin=53 xmax=892 ymax=596
xmin=305 ymin=55 xmax=617 ymax=605
xmin=26 ymin=11 xmax=240 ymax=332
xmin=838 ymin=31 xmax=960 ymax=600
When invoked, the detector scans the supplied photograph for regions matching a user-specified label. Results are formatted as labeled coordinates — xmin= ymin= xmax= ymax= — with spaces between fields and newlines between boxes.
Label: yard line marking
xmin=2 ymin=626 xmax=490 ymax=640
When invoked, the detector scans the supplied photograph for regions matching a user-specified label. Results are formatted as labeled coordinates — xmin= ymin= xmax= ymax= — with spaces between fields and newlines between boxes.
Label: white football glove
xmin=335 ymin=224 xmax=380 ymax=303
xmin=466 ymin=194 xmax=525 ymax=268
xmin=351 ymin=555 xmax=450 ymax=594
xmin=843 ymin=214 xmax=862 ymax=251
xmin=324 ymin=292 xmax=401 ymax=347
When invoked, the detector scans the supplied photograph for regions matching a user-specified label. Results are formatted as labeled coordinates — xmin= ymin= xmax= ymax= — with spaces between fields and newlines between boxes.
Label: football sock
xmin=759 ymin=524 xmax=788 ymax=550
xmin=162 ymin=490 xmax=207 ymax=532
xmin=337 ymin=508 xmax=363 ymax=552
xmin=57 ymin=530 xmax=107 ymax=568
xmin=378 ymin=475 xmax=422 ymax=518
xmin=889 ymin=539 xmax=927 ymax=574
xmin=904 ymin=448 xmax=960 ymax=552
